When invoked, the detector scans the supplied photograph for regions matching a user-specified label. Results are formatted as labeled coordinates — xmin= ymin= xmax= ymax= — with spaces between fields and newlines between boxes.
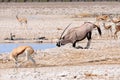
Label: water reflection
xmin=0 ymin=43 xmax=56 ymax=54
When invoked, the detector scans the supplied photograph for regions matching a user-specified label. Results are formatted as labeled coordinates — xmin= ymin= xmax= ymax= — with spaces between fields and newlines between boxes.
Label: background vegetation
xmin=0 ymin=0 xmax=119 ymax=2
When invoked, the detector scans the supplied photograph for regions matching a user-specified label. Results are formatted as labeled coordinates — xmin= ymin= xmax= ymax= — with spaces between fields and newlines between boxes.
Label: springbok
xmin=96 ymin=15 xmax=109 ymax=21
xmin=108 ymin=15 xmax=120 ymax=39
xmin=114 ymin=24 xmax=120 ymax=39
xmin=56 ymin=22 xmax=102 ymax=49
xmin=109 ymin=16 xmax=120 ymax=24
xmin=102 ymin=22 xmax=112 ymax=38
xmin=10 ymin=46 xmax=36 ymax=68
xmin=16 ymin=15 xmax=27 ymax=27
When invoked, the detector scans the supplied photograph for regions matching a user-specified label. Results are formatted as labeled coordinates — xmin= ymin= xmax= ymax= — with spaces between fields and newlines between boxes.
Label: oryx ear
xmin=60 ymin=36 xmax=65 ymax=40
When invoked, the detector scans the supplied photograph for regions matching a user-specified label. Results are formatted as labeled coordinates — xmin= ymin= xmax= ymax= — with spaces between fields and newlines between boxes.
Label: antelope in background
xmin=102 ymin=22 xmax=112 ymax=38
xmin=96 ymin=14 xmax=109 ymax=21
xmin=108 ymin=15 xmax=120 ymax=39
xmin=96 ymin=14 xmax=120 ymax=39
xmin=16 ymin=15 xmax=27 ymax=28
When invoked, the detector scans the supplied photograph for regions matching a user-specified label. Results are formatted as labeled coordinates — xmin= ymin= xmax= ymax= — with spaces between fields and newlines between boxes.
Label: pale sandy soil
xmin=0 ymin=65 xmax=120 ymax=80
xmin=0 ymin=2 xmax=120 ymax=80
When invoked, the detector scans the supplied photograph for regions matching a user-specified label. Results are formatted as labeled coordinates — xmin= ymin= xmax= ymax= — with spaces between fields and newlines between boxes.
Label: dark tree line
xmin=0 ymin=0 xmax=120 ymax=2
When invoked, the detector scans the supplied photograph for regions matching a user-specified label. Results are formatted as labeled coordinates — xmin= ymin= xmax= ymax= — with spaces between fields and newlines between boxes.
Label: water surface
xmin=0 ymin=43 xmax=56 ymax=54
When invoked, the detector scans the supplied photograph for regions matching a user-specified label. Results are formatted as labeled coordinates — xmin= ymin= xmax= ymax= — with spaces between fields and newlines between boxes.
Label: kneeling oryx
xmin=56 ymin=22 xmax=102 ymax=49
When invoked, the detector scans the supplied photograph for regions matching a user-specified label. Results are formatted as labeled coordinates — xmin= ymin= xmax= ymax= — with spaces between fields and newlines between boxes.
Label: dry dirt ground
xmin=0 ymin=2 xmax=120 ymax=80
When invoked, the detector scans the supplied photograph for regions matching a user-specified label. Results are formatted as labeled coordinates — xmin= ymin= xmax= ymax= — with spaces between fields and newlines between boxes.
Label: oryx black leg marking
xmin=73 ymin=41 xmax=76 ymax=48
xmin=85 ymin=32 xmax=92 ymax=49
xmin=73 ymin=41 xmax=83 ymax=49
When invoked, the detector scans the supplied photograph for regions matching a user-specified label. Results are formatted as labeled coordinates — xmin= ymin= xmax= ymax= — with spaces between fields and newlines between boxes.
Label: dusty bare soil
xmin=0 ymin=2 xmax=120 ymax=80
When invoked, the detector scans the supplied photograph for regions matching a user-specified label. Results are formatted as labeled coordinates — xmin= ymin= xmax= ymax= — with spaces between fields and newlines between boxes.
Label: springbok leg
xmin=13 ymin=57 xmax=18 ymax=72
xmin=19 ymin=51 xmax=29 ymax=66
xmin=29 ymin=56 xmax=36 ymax=65
xmin=29 ymin=55 xmax=36 ymax=72
xmin=20 ymin=50 xmax=36 ymax=72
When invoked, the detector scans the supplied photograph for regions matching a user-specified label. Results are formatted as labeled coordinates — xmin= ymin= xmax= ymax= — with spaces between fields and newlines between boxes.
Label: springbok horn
xmin=59 ymin=23 xmax=72 ymax=39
